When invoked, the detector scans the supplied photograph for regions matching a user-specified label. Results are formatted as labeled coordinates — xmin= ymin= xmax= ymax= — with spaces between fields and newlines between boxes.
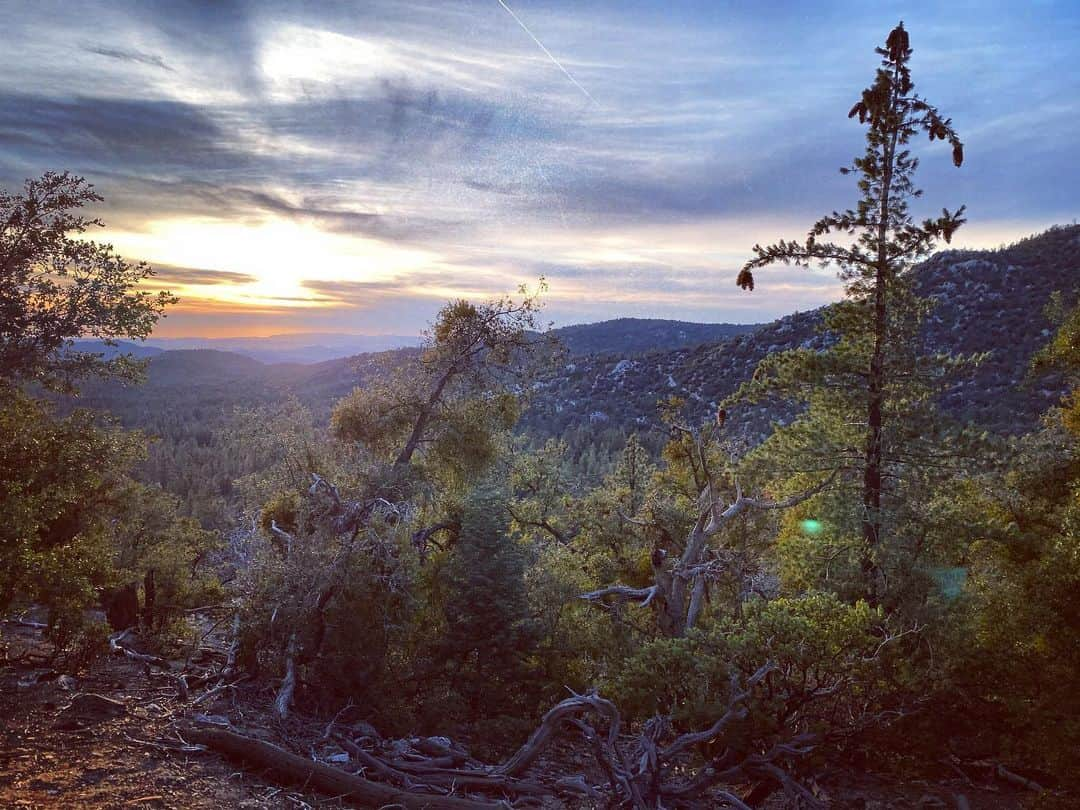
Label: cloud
xmin=83 ymin=45 xmax=173 ymax=71
xmin=150 ymin=264 xmax=258 ymax=286
xmin=0 ymin=92 xmax=245 ymax=172
xmin=0 ymin=0 xmax=1076 ymax=336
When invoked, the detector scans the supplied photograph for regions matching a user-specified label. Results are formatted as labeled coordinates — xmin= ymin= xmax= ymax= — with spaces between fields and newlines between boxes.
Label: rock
xmin=352 ymin=720 xmax=381 ymax=740
xmin=54 ymin=693 xmax=126 ymax=728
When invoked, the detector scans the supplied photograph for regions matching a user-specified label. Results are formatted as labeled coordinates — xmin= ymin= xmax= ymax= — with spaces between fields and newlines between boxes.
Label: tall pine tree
xmin=733 ymin=22 xmax=968 ymax=603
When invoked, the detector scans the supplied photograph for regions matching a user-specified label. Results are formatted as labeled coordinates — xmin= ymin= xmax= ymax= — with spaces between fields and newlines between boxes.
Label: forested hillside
xmin=523 ymin=226 xmax=1079 ymax=442
xmin=549 ymin=318 xmax=759 ymax=356
xmin=73 ymin=225 xmax=1078 ymax=519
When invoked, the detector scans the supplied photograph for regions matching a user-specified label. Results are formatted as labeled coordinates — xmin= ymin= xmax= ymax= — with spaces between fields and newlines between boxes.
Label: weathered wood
xmin=334 ymin=735 xmax=553 ymax=799
xmin=274 ymin=633 xmax=297 ymax=720
xmin=109 ymin=630 xmax=170 ymax=669
xmin=185 ymin=727 xmax=509 ymax=809
xmin=333 ymin=734 xmax=416 ymax=788
xmin=584 ymin=462 xmax=837 ymax=638
xmin=497 ymin=691 xmax=620 ymax=778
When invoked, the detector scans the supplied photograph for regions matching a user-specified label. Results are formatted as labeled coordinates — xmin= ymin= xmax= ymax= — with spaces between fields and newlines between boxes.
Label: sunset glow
xmin=1 ymin=2 xmax=1075 ymax=336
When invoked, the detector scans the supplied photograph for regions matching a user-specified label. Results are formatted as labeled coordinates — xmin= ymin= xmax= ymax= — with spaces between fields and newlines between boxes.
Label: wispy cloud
xmin=150 ymin=264 xmax=259 ymax=286
xmin=0 ymin=0 xmax=1076 ymax=336
xmin=83 ymin=44 xmax=173 ymax=71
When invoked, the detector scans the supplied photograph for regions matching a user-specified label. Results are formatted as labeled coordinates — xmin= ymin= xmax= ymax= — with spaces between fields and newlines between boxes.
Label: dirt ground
xmin=0 ymin=619 xmax=1050 ymax=810
xmin=0 ymin=621 xmax=344 ymax=810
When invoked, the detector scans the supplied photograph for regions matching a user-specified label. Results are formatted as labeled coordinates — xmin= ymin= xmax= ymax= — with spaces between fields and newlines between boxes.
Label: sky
xmin=1 ymin=1 xmax=1077 ymax=337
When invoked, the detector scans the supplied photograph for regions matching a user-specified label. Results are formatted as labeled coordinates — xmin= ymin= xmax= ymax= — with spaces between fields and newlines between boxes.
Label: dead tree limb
xmin=660 ymin=662 xmax=773 ymax=760
xmin=109 ymin=630 xmax=170 ymax=669
xmin=584 ymin=468 xmax=838 ymax=637
xmin=185 ymin=727 xmax=509 ymax=809
xmin=274 ymin=633 xmax=297 ymax=720
xmin=498 ymin=691 xmax=620 ymax=778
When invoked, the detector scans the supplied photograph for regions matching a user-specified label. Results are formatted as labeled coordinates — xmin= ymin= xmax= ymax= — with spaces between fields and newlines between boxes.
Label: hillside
xmin=70 ymin=225 xmax=1078 ymax=516
xmin=549 ymin=318 xmax=759 ymax=356
xmin=521 ymin=225 xmax=1079 ymax=442
xmin=71 ymin=339 xmax=163 ymax=360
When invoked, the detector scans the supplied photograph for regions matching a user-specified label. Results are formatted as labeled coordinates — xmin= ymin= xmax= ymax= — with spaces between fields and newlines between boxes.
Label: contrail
xmin=495 ymin=0 xmax=598 ymax=106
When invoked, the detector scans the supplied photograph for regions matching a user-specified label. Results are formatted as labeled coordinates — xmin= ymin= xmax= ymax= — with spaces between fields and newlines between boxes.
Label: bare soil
xmin=0 ymin=621 xmax=341 ymax=809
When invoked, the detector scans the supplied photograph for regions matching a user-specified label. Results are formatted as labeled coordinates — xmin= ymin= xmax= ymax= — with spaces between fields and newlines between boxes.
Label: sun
xmin=106 ymin=215 xmax=436 ymax=307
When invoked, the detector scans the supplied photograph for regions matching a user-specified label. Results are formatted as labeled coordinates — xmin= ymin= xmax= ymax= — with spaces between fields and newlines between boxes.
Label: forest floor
xmin=0 ymin=619 xmax=1045 ymax=810
xmin=0 ymin=619 xmax=343 ymax=809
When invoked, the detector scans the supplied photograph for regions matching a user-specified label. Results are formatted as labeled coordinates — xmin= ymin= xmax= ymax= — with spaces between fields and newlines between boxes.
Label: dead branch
xmin=579 ymin=584 xmax=659 ymax=608
xmin=660 ymin=662 xmax=774 ymax=760
xmin=411 ymin=519 xmax=460 ymax=564
xmin=994 ymin=763 xmax=1044 ymax=792
xmin=332 ymin=734 xmax=417 ymax=789
xmin=584 ymin=468 xmax=838 ymax=638
xmin=185 ymin=726 xmax=509 ymax=809
xmin=498 ymin=691 xmax=620 ymax=778
xmin=274 ymin=633 xmax=298 ymax=720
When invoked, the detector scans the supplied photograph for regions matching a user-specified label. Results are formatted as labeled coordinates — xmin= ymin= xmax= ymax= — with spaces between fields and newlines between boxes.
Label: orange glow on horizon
xmin=116 ymin=215 xmax=1055 ymax=338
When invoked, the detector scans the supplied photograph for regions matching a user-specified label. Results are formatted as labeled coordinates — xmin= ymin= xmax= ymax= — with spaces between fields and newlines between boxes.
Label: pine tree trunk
xmin=861 ymin=64 xmax=903 ymax=602
xmin=862 ymin=274 xmax=885 ymax=601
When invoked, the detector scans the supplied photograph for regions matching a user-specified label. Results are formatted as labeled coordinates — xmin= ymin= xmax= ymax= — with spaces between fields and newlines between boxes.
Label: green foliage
xmin=426 ymin=485 xmax=541 ymax=749
xmin=331 ymin=286 xmax=547 ymax=480
xmin=0 ymin=388 xmax=142 ymax=615
xmin=608 ymin=593 xmax=900 ymax=749
xmin=0 ymin=386 xmax=220 ymax=648
xmin=945 ymin=302 xmax=1080 ymax=782
xmin=108 ymin=481 xmax=222 ymax=629
xmin=234 ymin=288 xmax=556 ymax=745
xmin=0 ymin=170 xmax=213 ymax=653
xmin=0 ymin=172 xmax=174 ymax=392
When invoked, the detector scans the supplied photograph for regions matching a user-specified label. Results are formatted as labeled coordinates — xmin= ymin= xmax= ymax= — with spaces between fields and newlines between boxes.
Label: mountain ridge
xmin=63 ymin=224 xmax=1078 ymax=525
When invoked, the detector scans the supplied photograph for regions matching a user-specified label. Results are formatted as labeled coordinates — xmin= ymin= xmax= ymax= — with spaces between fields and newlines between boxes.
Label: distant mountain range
xmin=75 ymin=319 xmax=758 ymax=366
xmin=73 ymin=225 xmax=1078 ymax=454
xmin=142 ymin=333 xmax=421 ymax=364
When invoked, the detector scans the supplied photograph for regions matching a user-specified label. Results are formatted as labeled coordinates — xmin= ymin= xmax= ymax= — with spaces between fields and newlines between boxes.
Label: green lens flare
xmin=800 ymin=519 xmax=823 ymax=535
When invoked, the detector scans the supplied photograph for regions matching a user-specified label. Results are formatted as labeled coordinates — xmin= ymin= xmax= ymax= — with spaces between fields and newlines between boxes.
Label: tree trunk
xmin=102 ymin=583 xmax=139 ymax=630
xmin=142 ymin=568 xmax=156 ymax=630
xmin=862 ymin=270 xmax=885 ymax=601
xmin=274 ymin=633 xmax=297 ymax=720
xmin=861 ymin=62 xmax=903 ymax=603
xmin=395 ymin=366 xmax=456 ymax=467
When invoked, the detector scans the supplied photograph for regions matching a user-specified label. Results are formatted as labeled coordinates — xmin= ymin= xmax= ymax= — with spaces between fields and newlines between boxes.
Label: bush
xmin=607 ymin=593 xmax=905 ymax=753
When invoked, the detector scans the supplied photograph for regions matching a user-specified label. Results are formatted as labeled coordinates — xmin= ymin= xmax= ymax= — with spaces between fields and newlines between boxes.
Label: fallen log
xmin=185 ymin=726 xmax=511 ymax=810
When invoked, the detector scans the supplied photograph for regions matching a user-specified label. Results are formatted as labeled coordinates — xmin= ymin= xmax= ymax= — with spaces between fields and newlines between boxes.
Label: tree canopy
xmin=0 ymin=171 xmax=174 ymax=391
